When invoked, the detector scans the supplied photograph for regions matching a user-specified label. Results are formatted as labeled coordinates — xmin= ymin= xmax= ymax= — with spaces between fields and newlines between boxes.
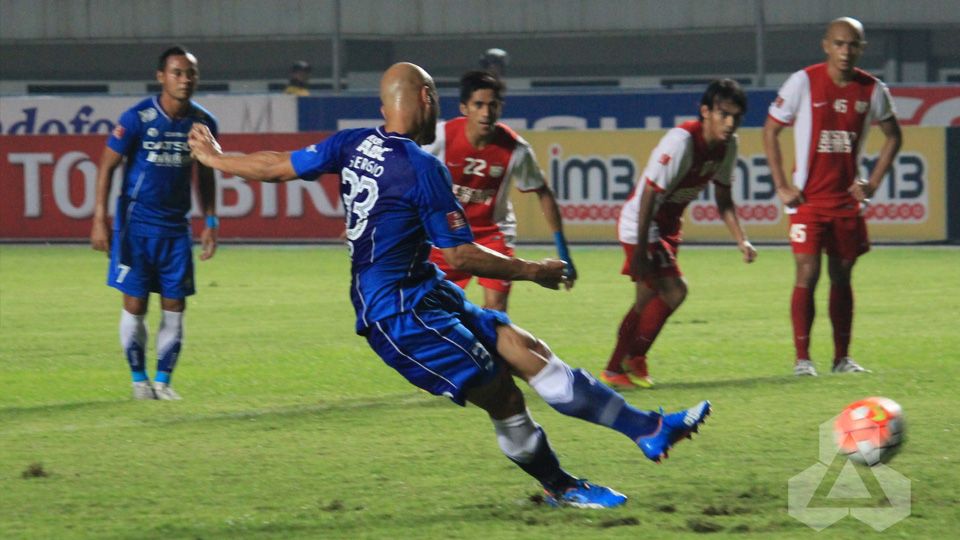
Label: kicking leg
xmin=466 ymin=367 xmax=626 ymax=508
xmin=466 ymin=368 xmax=576 ymax=494
xmin=496 ymin=324 xmax=709 ymax=461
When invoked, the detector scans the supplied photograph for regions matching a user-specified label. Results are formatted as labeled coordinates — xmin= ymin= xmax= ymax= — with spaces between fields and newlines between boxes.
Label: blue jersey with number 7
xmin=291 ymin=127 xmax=474 ymax=334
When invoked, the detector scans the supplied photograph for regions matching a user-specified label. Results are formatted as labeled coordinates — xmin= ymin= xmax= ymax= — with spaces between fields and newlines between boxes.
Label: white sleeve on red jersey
xmin=639 ymin=127 xmax=693 ymax=193
xmin=422 ymin=121 xmax=446 ymax=159
xmin=870 ymin=81 xmax=897 ymax=122
xmin=712 ymin=134 xmax=739 ymax=187
xmin=768 ymin=70 xmax=809 ymax=126
xmin=507 ymin=136 xmax=547 ymax=192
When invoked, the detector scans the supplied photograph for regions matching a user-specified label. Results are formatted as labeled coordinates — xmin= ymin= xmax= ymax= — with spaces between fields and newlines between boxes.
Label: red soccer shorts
xmin=429 ymin=232 xmax=514 ymax=293
xmin=620 ymin=237 xmax=683 ymax=287
xmin=788 ymin=209 xmax=870 ymax=260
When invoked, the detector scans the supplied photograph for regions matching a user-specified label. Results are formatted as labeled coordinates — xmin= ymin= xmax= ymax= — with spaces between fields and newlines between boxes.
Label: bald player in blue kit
xmin=188 ymin=62 xmax=711 ymax=508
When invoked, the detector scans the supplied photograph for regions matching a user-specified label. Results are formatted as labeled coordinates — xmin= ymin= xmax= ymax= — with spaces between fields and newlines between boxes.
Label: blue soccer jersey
xmin=107 ymin=96 xmax=218 ymax=237
xmin=291 ymin=127 xmax=474 ymax=334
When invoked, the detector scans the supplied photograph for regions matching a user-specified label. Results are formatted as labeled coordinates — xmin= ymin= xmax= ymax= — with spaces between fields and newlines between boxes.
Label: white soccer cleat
xmin=132 ymin=381 xmax=157 ymax=400
xmin=832 ymin=357 xmax=871 ymax=373
xmin=153 ymin=382 xmax=182 ymax=400
xmin=793 ymin=359 xmax=818 ymax=377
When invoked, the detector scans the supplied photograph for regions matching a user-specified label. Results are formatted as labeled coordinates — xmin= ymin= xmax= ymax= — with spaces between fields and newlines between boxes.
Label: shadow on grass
xmin=0 ymin=398 xmax=120 ymax=416
xmin=645 ymin=374 xmax=806 ymax=391
xmin=1 ymin=390 xmax=455 ymax=435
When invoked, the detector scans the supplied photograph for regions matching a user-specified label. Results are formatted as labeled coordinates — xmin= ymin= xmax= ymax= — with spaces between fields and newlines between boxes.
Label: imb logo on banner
xmin=860 ymin=152 xmax=928 ymax=223
xmin=548 ymin=144 xmax=637 ymax=223
xmin=689 ymin=155 xmax=780 ymax=225
xmin=688 ymin=151 xmax=929 ymax=225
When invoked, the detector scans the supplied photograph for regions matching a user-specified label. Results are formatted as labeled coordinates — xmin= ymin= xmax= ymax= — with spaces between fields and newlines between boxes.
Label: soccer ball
xmin=833 ymin=397 xmax=905 ymax=466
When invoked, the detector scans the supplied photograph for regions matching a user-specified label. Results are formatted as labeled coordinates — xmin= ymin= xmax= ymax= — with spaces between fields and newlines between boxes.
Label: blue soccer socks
xmin=120 ymin=309 xmax=147 ymax=382
xmin=492 ymin=411 xmax=576 ymax=493
xmin=120 ymin=308 xmax=185 ymax=387
xmin=528 ymin=357 xmax=661 ymax=441
xmin=156 ymin=310 xmax=183 ymax=382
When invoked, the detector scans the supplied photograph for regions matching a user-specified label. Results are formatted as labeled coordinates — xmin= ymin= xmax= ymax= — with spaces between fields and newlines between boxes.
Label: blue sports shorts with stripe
xmin=365 ymin=280 xmax=510 ymax=405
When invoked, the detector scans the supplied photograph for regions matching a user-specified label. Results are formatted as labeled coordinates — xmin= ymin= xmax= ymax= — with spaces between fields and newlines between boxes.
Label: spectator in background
xmin=284 ymin=60 xmax=311 ymax=96
xmin=480 ymin=48 xmax=509 ymax=78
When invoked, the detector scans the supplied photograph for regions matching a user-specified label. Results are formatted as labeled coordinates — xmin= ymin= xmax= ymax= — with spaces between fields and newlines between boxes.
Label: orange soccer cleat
xmin=624 ymin=356 xmax=654 ymax=388
xmin=600 ymin=370 xmax=637 ymax=389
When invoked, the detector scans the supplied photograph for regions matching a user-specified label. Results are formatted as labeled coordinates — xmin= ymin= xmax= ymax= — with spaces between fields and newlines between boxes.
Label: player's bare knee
xmin=795 ymin=265 xmax=820 ymax=287
xmin=161 ymin=298 xmax=186 ymax=312
xmin=468 ymin=370 xmax=524 ymax=419
xmin=123 ymin=295 xmax=148 ymax=316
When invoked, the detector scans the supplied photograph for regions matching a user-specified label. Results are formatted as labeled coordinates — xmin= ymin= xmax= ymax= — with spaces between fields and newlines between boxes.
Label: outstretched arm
xmin=763 ymin=117 xmax=804 ymax=208
xmin=715 ymin=184 xmax=757 ymax=263
xmin=90 ymin=147 xmax=124 ymax=254
xmin=849 ymin=117 xmax=902 ymax=202
xmin=535 ymin=186 xmax=577 ymax=282
xmin=188 ymin=124 xmax=298 ymax=183
xmin=441 ymin=242 xmax=568 ymax=291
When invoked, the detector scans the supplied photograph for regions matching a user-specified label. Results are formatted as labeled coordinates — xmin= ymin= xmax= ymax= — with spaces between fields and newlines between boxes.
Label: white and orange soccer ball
xmin=834 ymin=397 xmax=905 ymax=466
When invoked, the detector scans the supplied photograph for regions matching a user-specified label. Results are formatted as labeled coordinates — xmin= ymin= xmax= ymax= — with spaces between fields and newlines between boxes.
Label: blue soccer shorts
xmin=108 ymin=230 xmax=195 ymax=299
xmin=366 ymin=280 xmax=510 ymax=406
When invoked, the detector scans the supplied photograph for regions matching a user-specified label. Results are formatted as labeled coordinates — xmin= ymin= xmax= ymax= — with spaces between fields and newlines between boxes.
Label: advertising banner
xmin=0 ymin=128 xmax=947 ymax=243
xmin=298 ymin=86 xmax=960 ymax=132
xmin=513 ymin=126 xmax=946 ymax=243
xmin=0 ymin=95 xmax=299 ymax=135
xmin=0 ymin=133 xmax=343 ymax=241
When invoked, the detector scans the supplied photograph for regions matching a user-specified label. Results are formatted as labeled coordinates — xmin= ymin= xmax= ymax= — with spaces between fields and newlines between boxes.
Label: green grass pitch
xmin=1 ymin=244 xmax=958 ymax=539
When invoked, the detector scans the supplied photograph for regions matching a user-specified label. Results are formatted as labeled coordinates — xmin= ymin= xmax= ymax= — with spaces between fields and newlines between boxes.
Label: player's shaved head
xmin=822 ymin=16 xmax=866 ymax=78
xmin=826 ymin=17 xmax=865 ymax=41
xmin=380 ymin=62 xmax=439 ymax=145
xmin=380 ymin=63 xmax=432 ymax=109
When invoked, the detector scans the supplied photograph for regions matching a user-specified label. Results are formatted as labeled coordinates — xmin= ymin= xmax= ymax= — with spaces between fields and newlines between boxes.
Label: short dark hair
xmin=699 ymin=79 xmax=747 ymax=116
xmin=459 ymin=70 xmax=504 ymax=104
xmin=157 ymin=46 xmax=193 ymax=71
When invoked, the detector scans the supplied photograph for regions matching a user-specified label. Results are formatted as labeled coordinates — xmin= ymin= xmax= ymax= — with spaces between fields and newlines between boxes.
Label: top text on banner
xmin=0 ymin=95 xmax=299 ymax=136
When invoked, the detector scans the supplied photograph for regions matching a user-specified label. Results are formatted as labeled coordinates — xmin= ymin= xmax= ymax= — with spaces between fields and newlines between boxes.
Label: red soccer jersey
xmin=768 ymin=63 xmax=896 ymax=217
xmin=425 ymin=117 xmax=546 ymax=237
xmin=619 ymin=120 xmax=737 ymax=243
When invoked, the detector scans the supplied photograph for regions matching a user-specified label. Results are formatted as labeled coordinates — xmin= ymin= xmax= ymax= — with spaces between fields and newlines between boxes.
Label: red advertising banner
xmin=1 ymin=133 xmax=344 ymax=240
xmin=889 ymin=87 xmax=960 ymax=126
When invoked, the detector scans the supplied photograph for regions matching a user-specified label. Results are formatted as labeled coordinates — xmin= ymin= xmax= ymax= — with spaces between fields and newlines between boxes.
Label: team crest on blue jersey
xmin=138 ymin=108 xmax=158 ymax=123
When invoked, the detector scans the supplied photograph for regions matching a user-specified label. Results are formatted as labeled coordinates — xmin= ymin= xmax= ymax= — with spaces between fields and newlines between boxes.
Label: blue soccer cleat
xmin=543 ymin=479 xmax=628 ymax=509
xmin=638 ymin=400 xmax=711 ymax=463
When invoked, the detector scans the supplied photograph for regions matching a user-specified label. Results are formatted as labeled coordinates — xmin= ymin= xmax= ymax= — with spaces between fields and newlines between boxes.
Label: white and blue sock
xmin=155 ymin=310 xmax=183 ymax=385
xmin=492 ymin=410 xmax=576 ymax=493
xmin=528 ymin=355 xmax=661 ymax=442
xmin=119 ymin=309 xmax=148 ymax=382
